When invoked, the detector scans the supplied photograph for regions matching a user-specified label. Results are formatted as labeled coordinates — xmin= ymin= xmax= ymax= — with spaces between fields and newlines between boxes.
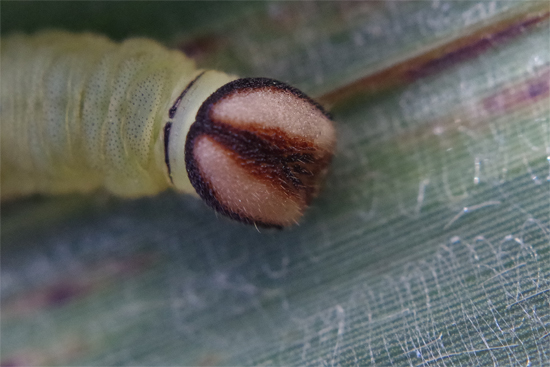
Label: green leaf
xmin=2 ymin=1 xmax=549 ymax=366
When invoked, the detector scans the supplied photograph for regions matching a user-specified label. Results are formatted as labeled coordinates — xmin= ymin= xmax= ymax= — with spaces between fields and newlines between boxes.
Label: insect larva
xmin=0 ymin=31 xmax=336 ymax=228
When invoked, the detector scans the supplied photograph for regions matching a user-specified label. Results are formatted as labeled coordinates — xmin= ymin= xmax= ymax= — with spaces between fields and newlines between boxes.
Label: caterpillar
xmin=0 ymin=31 xmax=336 ymax=228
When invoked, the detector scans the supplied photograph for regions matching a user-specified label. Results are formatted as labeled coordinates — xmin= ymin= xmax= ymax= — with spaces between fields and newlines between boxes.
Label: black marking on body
xmin=163 ymin=122 xmax=173 ymax=183
xmin=168 ymin=71 xmax=206 ymax=119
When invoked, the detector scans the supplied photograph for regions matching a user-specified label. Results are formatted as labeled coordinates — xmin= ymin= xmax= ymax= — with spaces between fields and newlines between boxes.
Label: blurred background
xmin=2 ymin=2 xmax=549 ymax=365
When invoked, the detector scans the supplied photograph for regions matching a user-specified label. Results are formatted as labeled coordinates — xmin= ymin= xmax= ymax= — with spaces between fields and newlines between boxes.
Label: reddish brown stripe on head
xmin=185 ymin=78 xmax=336 ymax=228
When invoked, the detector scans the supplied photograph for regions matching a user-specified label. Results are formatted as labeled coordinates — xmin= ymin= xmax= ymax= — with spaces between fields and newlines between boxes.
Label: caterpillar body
xmin=1 ymin=31 xmax=336 ymax=228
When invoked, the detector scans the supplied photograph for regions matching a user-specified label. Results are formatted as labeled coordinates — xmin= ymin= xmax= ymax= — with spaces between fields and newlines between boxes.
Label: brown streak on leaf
xmin=177 ymin=34 xmax=228 ymax=61
xmin=2 ymin=254 xmax=158 ymax=318
xmin=395 ymin=67 xmax=550 ymax=150
xmin=318 ymin=5 xmax=550 ymax=107
xmin=482 ymin=69 xmax=550 ymax=114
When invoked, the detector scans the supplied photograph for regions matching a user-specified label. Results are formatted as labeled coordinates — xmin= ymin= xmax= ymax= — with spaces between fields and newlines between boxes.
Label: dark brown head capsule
xmin=185 ymin=78 xmax=336 ymax=228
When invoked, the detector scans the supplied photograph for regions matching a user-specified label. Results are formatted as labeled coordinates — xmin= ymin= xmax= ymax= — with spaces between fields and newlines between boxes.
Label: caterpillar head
xmin=183 ymin=78 xmax=336 ymax=228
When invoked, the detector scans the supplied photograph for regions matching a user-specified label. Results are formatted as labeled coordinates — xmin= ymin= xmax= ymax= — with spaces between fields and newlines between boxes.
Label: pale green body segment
xmin=1 ymin=31 xmax=201 ymax=199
